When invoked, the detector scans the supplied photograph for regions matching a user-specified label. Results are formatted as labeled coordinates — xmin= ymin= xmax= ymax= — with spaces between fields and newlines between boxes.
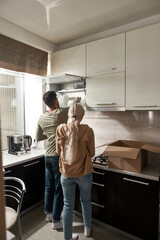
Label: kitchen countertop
xmin=93 ymin=160 xmax=160 ymax=181
xmin=94 ymin=145 xmax=160 ymax=181
xmin=2 ymin=147 xmax=160 ymax=181
xmin=2 ymin=148 xmax=45 ymax=168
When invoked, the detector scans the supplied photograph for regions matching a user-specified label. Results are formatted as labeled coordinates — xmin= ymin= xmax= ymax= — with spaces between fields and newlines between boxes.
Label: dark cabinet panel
xmin=105 ymin=171 xmax=159 ymax=240
xmin=116 ymin=173 xmax=159 ymax=240
xmin=91 ymin=183 xmax=105 ymax=204
xmin=4 ymin=157 xmax=45 ymax=211
xmin=74 ymin=168 xmax=107 ymax=222
xmin=92 ymin=169 xmax=107 ymax=221
xmin=91 ymin=203 xmax=106 ymax=221
xmin=92 ymin=169 xmax=106 ymax=184
xmin=75 ymin=167 xmax=159 ymax=240
xmin=105 ymin=171 xmax=118 ymax=225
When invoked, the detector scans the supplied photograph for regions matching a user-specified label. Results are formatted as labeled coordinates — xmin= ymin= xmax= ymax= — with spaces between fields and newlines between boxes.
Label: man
xmin=36 ymin=91 xmax=74 ymax=230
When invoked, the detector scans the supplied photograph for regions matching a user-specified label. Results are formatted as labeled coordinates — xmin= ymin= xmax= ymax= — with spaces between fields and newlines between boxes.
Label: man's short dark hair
xmin=43 ymin=91 xmax=57 ymax=108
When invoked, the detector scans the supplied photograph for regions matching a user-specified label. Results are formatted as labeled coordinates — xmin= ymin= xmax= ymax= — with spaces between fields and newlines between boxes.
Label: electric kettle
xmin=24 ymin=135 xmax=32 ymax=151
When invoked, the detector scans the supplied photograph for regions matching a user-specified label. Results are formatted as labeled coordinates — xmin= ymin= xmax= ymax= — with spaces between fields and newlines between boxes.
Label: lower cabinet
xmin=75 ymin=168 xmax=107 ymax=222
xmin=4 ymin=157 xmax=45 ymax=211
xmin=115 ymin=172 xmax=159 ymax=240
xmin=75 ymin=167 xmax=159 ymax=240
xmin=91 ymin=168 xmax=107 ymax=221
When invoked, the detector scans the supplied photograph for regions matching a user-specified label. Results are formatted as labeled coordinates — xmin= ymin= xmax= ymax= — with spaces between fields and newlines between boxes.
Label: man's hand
xmin=75 ymin=97 xmax=81 ymax=103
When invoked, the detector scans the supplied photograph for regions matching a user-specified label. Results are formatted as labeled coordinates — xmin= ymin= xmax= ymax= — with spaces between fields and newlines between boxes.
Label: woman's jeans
xmin=61 ymin=173 xmax=92 ymax=240
xmin=44 ymin=156 xmax=63 ymax=222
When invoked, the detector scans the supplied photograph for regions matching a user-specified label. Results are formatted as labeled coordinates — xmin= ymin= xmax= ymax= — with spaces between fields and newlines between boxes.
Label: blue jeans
xmin=61 ymin=173 xmax=92 ymax=240
xmin=44 ymin=156 xmax=63 ymax=222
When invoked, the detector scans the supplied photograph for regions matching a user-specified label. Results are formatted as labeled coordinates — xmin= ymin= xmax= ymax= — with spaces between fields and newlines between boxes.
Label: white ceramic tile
xmin=141 ymin=127 xmax=160 ymax=145
xmin=93 ymin=112 xmax=116 ymax=142
xmin=141 ymin=111 xmax=160 ymax=145
xmin=82 ymin=110 xmax=94 ymax=129
xmin=141 ymin=111 xmax=160 ymax=128
xmin=115 ymin=111 xmax=141 ymax=141
xmin=94 ymin=123 xmax=115 ymax=139
xmin=95 ymin=138 xmax=113 ymax=155
xmin=80 ymin=109 xmax=160 ymax=146
xmin=84 ymin=110 xmax=94 ymax=118
xmin=95 ymin=138 xmax=113 ymax=147
xmin=93 ymin=111 xmax=116 ymax=119
xmin=82 ymin=118 xmax=94 ymax=129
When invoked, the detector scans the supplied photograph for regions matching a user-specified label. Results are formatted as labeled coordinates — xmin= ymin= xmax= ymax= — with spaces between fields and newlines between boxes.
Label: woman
xmin=56 ymin=103 xmax=95 ymax=240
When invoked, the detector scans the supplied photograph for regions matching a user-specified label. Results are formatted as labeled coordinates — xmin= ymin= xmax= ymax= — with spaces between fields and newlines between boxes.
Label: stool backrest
xmin=4 ymin=177 xmax=26 ymax=214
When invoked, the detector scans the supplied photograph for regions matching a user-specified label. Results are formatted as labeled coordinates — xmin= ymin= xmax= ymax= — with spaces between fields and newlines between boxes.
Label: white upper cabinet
xmin=126 ymin=23 xmax=160 ymax=110
xmin=86 ymin=72 xmax=125 ymax=110
xmin=86 ymin=33 xmax=125 ymax=110
xmin=50 ymin=44 xmax=86 ymax=77
xmin=86 ymin=33 xmax=125 ymax=76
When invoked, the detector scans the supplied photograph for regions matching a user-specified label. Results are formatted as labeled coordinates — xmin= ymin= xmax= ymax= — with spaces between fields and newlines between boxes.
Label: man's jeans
xmin=44 ymin=156 xmax=63 ymax=222
xmin=61 ymin=173 xmax=92 ymax=240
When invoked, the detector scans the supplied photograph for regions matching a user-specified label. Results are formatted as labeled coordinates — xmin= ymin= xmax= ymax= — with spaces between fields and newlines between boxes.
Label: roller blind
xmin=0 ymin=34 xmax=48 ymax=76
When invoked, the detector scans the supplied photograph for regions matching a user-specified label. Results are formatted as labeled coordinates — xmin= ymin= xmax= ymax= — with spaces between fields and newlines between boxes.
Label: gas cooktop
xmin=92 ymin=154 xmax=108 ymax=166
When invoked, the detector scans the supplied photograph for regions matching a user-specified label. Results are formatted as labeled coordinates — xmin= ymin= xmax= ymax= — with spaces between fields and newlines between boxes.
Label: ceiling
xmin=0 ymin=0 xmax=160 ymax=45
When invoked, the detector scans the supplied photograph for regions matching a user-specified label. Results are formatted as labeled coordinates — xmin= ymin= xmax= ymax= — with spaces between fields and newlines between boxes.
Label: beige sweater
xmin=56 ymin=123 xmax=95 ymax=178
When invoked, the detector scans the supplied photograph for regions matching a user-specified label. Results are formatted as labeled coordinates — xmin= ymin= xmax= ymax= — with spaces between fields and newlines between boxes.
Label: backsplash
xmin=82 ymin=110 xmax=160 ymax=158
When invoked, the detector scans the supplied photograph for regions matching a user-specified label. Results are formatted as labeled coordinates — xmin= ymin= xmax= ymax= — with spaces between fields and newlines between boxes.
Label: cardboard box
xmin=103 ymin=140 xmax=160 ymax=173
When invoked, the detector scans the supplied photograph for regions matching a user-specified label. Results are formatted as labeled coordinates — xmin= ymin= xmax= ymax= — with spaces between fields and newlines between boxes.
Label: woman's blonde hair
xmin=64 ymin=103 xmax=85 ymax=164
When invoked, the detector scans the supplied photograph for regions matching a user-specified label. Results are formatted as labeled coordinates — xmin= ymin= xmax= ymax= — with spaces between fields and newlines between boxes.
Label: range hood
xmin=43 ymin=73 xmax=86 ymax=84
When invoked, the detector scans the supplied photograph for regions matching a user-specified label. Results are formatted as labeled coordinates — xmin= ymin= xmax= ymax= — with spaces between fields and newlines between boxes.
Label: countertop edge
xmin=3 ymin=154 xmax=45 ymax=168
xmin=2 ymin=149 xmax=45 ymax=168
xmin=93 ymin=163 xmax=159 ymax=181
xmin=2 ymin=149 xmax=159 ymax=181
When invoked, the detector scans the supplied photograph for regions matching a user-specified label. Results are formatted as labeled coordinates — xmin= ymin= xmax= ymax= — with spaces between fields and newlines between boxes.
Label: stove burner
xmin=92 ymin=154 xmax=108 ymax=165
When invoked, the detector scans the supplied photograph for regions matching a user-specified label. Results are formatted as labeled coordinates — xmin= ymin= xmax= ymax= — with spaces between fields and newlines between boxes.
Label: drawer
xmin=93 ymin=168 xmax=106 ymax=184
xmin=91 ymin=202 xmax=107 ymax=222
xmin=91 ymin=183 xmax=106 ymax=204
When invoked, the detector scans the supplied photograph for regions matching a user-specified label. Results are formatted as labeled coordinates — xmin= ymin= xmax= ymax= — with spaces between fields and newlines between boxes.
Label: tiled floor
xmin=11 ymin=203 xmax=142 ymax=240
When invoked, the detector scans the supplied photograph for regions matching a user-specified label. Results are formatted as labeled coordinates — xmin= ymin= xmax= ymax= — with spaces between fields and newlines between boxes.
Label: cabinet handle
xmin=93 ymin=171 xmax=105 ymax=176
xmin=133 ymin=105 xmax=157 ymax=108
xmin=96 ymin=102 xmax=115 ymax=105
xmin=95 ymin=67 xmax=117 ymax=74
xmin=123 ymin=177 xmax=149 ymax=186
xmin=23 ymin=161 xmax=40 ymax=168
xmin=91 ymin=201 xmax=105 ymax=208
xmin=4 ymin=170 xmax=11 ymax=174
xmin=92 ymin=182 xmax=105 ymax=187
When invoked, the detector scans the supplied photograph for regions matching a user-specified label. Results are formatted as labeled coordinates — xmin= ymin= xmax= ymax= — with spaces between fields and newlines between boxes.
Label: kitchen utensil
xmin=24 ymin=135 xmax=32 ymax=151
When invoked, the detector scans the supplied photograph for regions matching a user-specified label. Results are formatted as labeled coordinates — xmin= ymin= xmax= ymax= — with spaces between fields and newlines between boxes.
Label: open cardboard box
xmin=103 ymin=140 xmax=160 ymax=173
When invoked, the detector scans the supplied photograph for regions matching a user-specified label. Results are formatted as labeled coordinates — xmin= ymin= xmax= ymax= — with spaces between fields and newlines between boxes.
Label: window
xmin=0 ymin=69 xmax=24 ymax=150
xmin=0 ymin=68 xmax=43 ymax=151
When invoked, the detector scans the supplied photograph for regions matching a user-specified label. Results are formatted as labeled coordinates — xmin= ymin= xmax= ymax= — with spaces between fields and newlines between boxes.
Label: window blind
xmin=0 ymin=34 xmax=48 ymax=76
